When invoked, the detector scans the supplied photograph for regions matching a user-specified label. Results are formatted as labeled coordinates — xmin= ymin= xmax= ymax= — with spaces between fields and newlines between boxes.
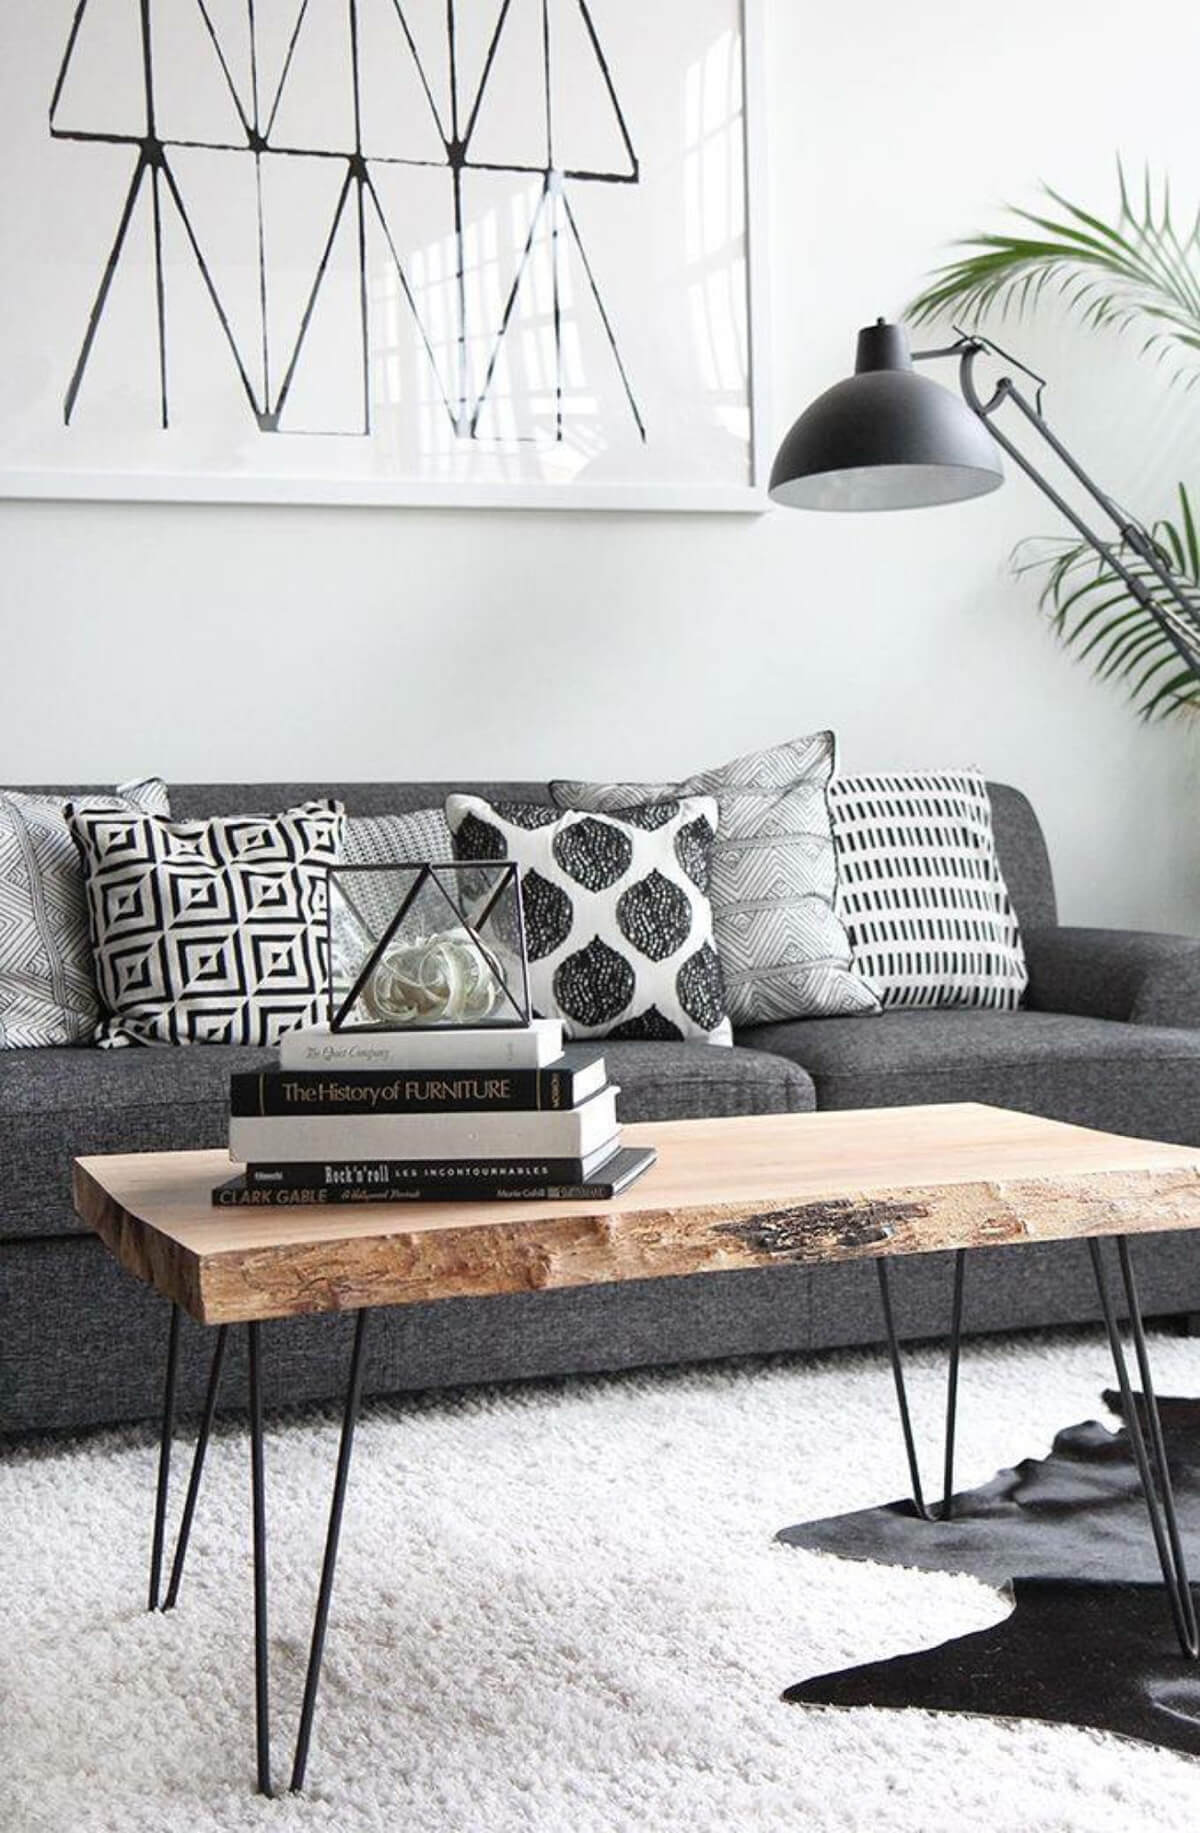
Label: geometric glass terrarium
xmin=327 ymin=861 xmax=530 ymax=1031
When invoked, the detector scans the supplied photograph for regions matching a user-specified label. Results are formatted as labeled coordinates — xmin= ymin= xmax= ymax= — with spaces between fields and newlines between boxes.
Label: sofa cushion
xmin=0 ymin=1040 xmax=815 ymax=1240
xmin=0 ymin=778 xmax=170 ymax=1048
xmin=447 ymin=793 xmax=732 ymax=1044
xmin=737 ymin=1010 xmax=1200 ymax=1145
xmin=552 ymin=734 xmax=879 ymax=1028
xmin=69 ymin=799 xmax=344 ymax=1048
xmin=828 ymin=768 xmax=1027 ymax=1011
xmin=2 ymin=1041 xmax=278 ymax=1237
xmin=603 ymin=1041 xmax=814 ymax=1125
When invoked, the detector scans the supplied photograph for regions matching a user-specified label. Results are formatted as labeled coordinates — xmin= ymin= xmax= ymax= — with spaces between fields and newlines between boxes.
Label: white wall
xmin=2 ymin=0 xmax=1198 ymax=929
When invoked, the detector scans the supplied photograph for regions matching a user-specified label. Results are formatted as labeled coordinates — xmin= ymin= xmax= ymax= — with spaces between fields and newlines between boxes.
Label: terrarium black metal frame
xmin=326 ymin=860 xmax=530 ymax=1033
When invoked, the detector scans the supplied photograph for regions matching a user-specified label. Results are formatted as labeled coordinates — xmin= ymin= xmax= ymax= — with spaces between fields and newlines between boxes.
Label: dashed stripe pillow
xmin=829 ymin=769 xmax=1027 ymax=1011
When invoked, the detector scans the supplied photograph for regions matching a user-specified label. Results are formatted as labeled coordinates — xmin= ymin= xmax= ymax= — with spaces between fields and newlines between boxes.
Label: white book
xmin=231 ymin=1085 xmax=620 ymax=1164
xmin=278 ymin=1017 xmax=564 ymax=1072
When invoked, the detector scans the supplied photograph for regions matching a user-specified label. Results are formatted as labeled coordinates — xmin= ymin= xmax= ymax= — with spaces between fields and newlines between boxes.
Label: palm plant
xmin=908 ymin=164 xmax=1200 ymax=720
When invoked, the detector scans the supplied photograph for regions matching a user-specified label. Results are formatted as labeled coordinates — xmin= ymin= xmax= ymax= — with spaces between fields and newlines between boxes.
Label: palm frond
xmin=1015 ymin=484 xmax=1200 ymax=720
xmin=908 ymin=162 xmax=1200 ymax=385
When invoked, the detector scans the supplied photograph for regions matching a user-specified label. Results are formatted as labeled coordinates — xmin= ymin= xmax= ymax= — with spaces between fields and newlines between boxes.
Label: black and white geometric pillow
xmin=0 ymin=777 xmax=170 ymax=1049
xmin=828 ymin=769 xmax=1028 ymax=1010
xmin=553 ymin=734 xmax=880 ymax=1027
xmin=445 ymin=794 xmax=731 ymax=1044
xmin=67 ymin=800 xmax=344 ymax=1047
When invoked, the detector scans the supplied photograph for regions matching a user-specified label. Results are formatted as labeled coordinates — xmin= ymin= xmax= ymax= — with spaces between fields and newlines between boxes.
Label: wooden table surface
xmin=73 ymin=1103 xmax=1200 ymax=1326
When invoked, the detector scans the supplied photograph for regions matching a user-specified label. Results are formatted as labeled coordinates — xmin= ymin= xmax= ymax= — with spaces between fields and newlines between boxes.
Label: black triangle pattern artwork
xmin=50 ymin=0 xmax=644 ymax=442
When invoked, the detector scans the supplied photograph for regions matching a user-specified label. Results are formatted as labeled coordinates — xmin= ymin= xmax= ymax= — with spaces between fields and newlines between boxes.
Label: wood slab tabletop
xmin=73 ymin=1104 xmax=1200 ymax=1326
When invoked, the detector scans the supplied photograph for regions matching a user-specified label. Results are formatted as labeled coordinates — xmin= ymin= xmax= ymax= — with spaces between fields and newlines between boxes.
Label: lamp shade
xmin=769 ymin=320 xmax=1004 ymax=511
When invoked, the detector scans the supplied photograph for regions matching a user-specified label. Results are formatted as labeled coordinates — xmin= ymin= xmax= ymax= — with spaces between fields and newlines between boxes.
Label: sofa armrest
xmin=1023 ymin=926 xmax=1200 ymax=1029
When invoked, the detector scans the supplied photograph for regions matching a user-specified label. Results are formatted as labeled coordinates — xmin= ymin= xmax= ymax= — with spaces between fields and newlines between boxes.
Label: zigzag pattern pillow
xmin=68 ymin=800 xmax=344 ymax=1047
xmin=829 ymin=769 xmax=1027 ymax=1010
xmin=553 ymin=735 xmax=879 ymax=1026
xmin=0 ymin=778 xmax=169 ymax=1048
xmin=446 ymin=793 xmax=731 ymax=1043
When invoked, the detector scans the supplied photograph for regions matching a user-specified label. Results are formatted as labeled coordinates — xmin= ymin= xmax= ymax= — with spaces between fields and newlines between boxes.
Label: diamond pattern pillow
xmin=829 ymin=769 xmax=1027 ymax=1009
xmin=552 ymin=734 xmax=879 ymax=1026
xmin=68 ymin=800 xmax=344 ymax=1047
xmin=446 ymin=793 xmax=731 ymax=1043
xmin=0 ymin=778 xmax=170 ymax=1048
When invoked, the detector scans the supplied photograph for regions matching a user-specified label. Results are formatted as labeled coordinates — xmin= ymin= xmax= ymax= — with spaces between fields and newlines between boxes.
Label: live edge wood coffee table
xmin=73 ymin=1102 xmax=1200 ymax=1797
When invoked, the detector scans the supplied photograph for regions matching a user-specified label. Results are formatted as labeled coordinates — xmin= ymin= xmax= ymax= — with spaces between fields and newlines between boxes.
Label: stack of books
xmin=212 ymin=1017 xmax=657 ymax=1207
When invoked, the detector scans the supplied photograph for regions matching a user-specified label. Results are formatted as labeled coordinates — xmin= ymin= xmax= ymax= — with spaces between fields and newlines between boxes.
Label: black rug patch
xmin=785 ymin=1579 xmax=1200 ymax=1754
xmin=781 ymin=1393 xmax=1200 ymax=1754
xmin=779 ymin=1391 xmax=1200 ymax=1585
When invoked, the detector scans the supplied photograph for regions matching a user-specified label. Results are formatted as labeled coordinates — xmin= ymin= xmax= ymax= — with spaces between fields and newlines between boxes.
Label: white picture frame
xmin=1 ymin=0 xmax=769 ymax=512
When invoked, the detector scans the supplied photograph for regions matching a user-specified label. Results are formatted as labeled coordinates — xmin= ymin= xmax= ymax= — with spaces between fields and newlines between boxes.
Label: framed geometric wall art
xmin=0 ymin=1 xmax=768 ymax=511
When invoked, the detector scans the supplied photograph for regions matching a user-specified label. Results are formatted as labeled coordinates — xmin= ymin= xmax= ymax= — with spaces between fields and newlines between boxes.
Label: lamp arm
xmin=913 ymin=334 xmax=1200 ymax=673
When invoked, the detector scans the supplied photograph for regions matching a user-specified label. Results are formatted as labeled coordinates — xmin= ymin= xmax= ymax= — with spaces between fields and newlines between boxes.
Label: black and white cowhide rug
xmin=780 ymin=1392 xmax=1200 ymax=1754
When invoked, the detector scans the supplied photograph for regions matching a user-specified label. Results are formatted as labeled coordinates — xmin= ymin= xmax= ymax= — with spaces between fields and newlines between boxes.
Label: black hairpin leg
xmin=877 ymin=1250 xmax=966 ymax=1522
xmin=148 ymin=1303 xmax=182 ymax=1611
xmin=1089 ymin=1235 xmax=1199 ymax=1659
xmin=162 ymin=1324 xmax=228 ymax=1612
xmin=291 ymin=1308 xmax=373 ymax=1794
xmin=247 ymin=1322 xmax=273 ymax=1798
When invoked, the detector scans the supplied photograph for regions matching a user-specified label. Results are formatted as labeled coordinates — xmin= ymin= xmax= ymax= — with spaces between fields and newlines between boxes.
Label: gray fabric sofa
xmin=3 ymin=779 xmax=1199 ymax=1436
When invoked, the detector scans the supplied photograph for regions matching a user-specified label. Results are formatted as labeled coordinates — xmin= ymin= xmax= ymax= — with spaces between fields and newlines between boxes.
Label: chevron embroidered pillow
xmin=0 ymin=778 xmax=170 ymax=1048
xmin=446 ymin=793 xmax=731 ymax=1044
xmin=552 ymin=735 xmax=879 ymax=1027
xmin=828 ymin=769 xmax=1027 ymax=1010
xmin=68 ymin=800 xmax=344 ymax=1047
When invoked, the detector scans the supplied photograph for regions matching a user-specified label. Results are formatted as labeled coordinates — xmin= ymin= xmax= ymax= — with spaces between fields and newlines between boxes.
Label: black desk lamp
xmin=769 ymin=319 xmax=1200 ymax=676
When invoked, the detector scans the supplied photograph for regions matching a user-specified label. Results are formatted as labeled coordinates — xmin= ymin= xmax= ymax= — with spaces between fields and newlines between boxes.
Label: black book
xmin=229 ymin=1046 xmax=607 ymax=1117
xmin=244 ymin=1137 xmax=621 ymax=1190
xmin=211 ymin=1145 xmax=658 ymax=1207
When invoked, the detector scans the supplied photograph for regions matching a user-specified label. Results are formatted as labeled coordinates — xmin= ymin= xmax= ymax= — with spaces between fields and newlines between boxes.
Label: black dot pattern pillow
xmin=445 ymin=794 xmax=731 ymax=1044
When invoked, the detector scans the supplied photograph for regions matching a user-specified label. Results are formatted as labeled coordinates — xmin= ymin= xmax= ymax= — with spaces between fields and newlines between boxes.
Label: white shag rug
xmin=5 ymin=1327 xmax=1200 ymax=1833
